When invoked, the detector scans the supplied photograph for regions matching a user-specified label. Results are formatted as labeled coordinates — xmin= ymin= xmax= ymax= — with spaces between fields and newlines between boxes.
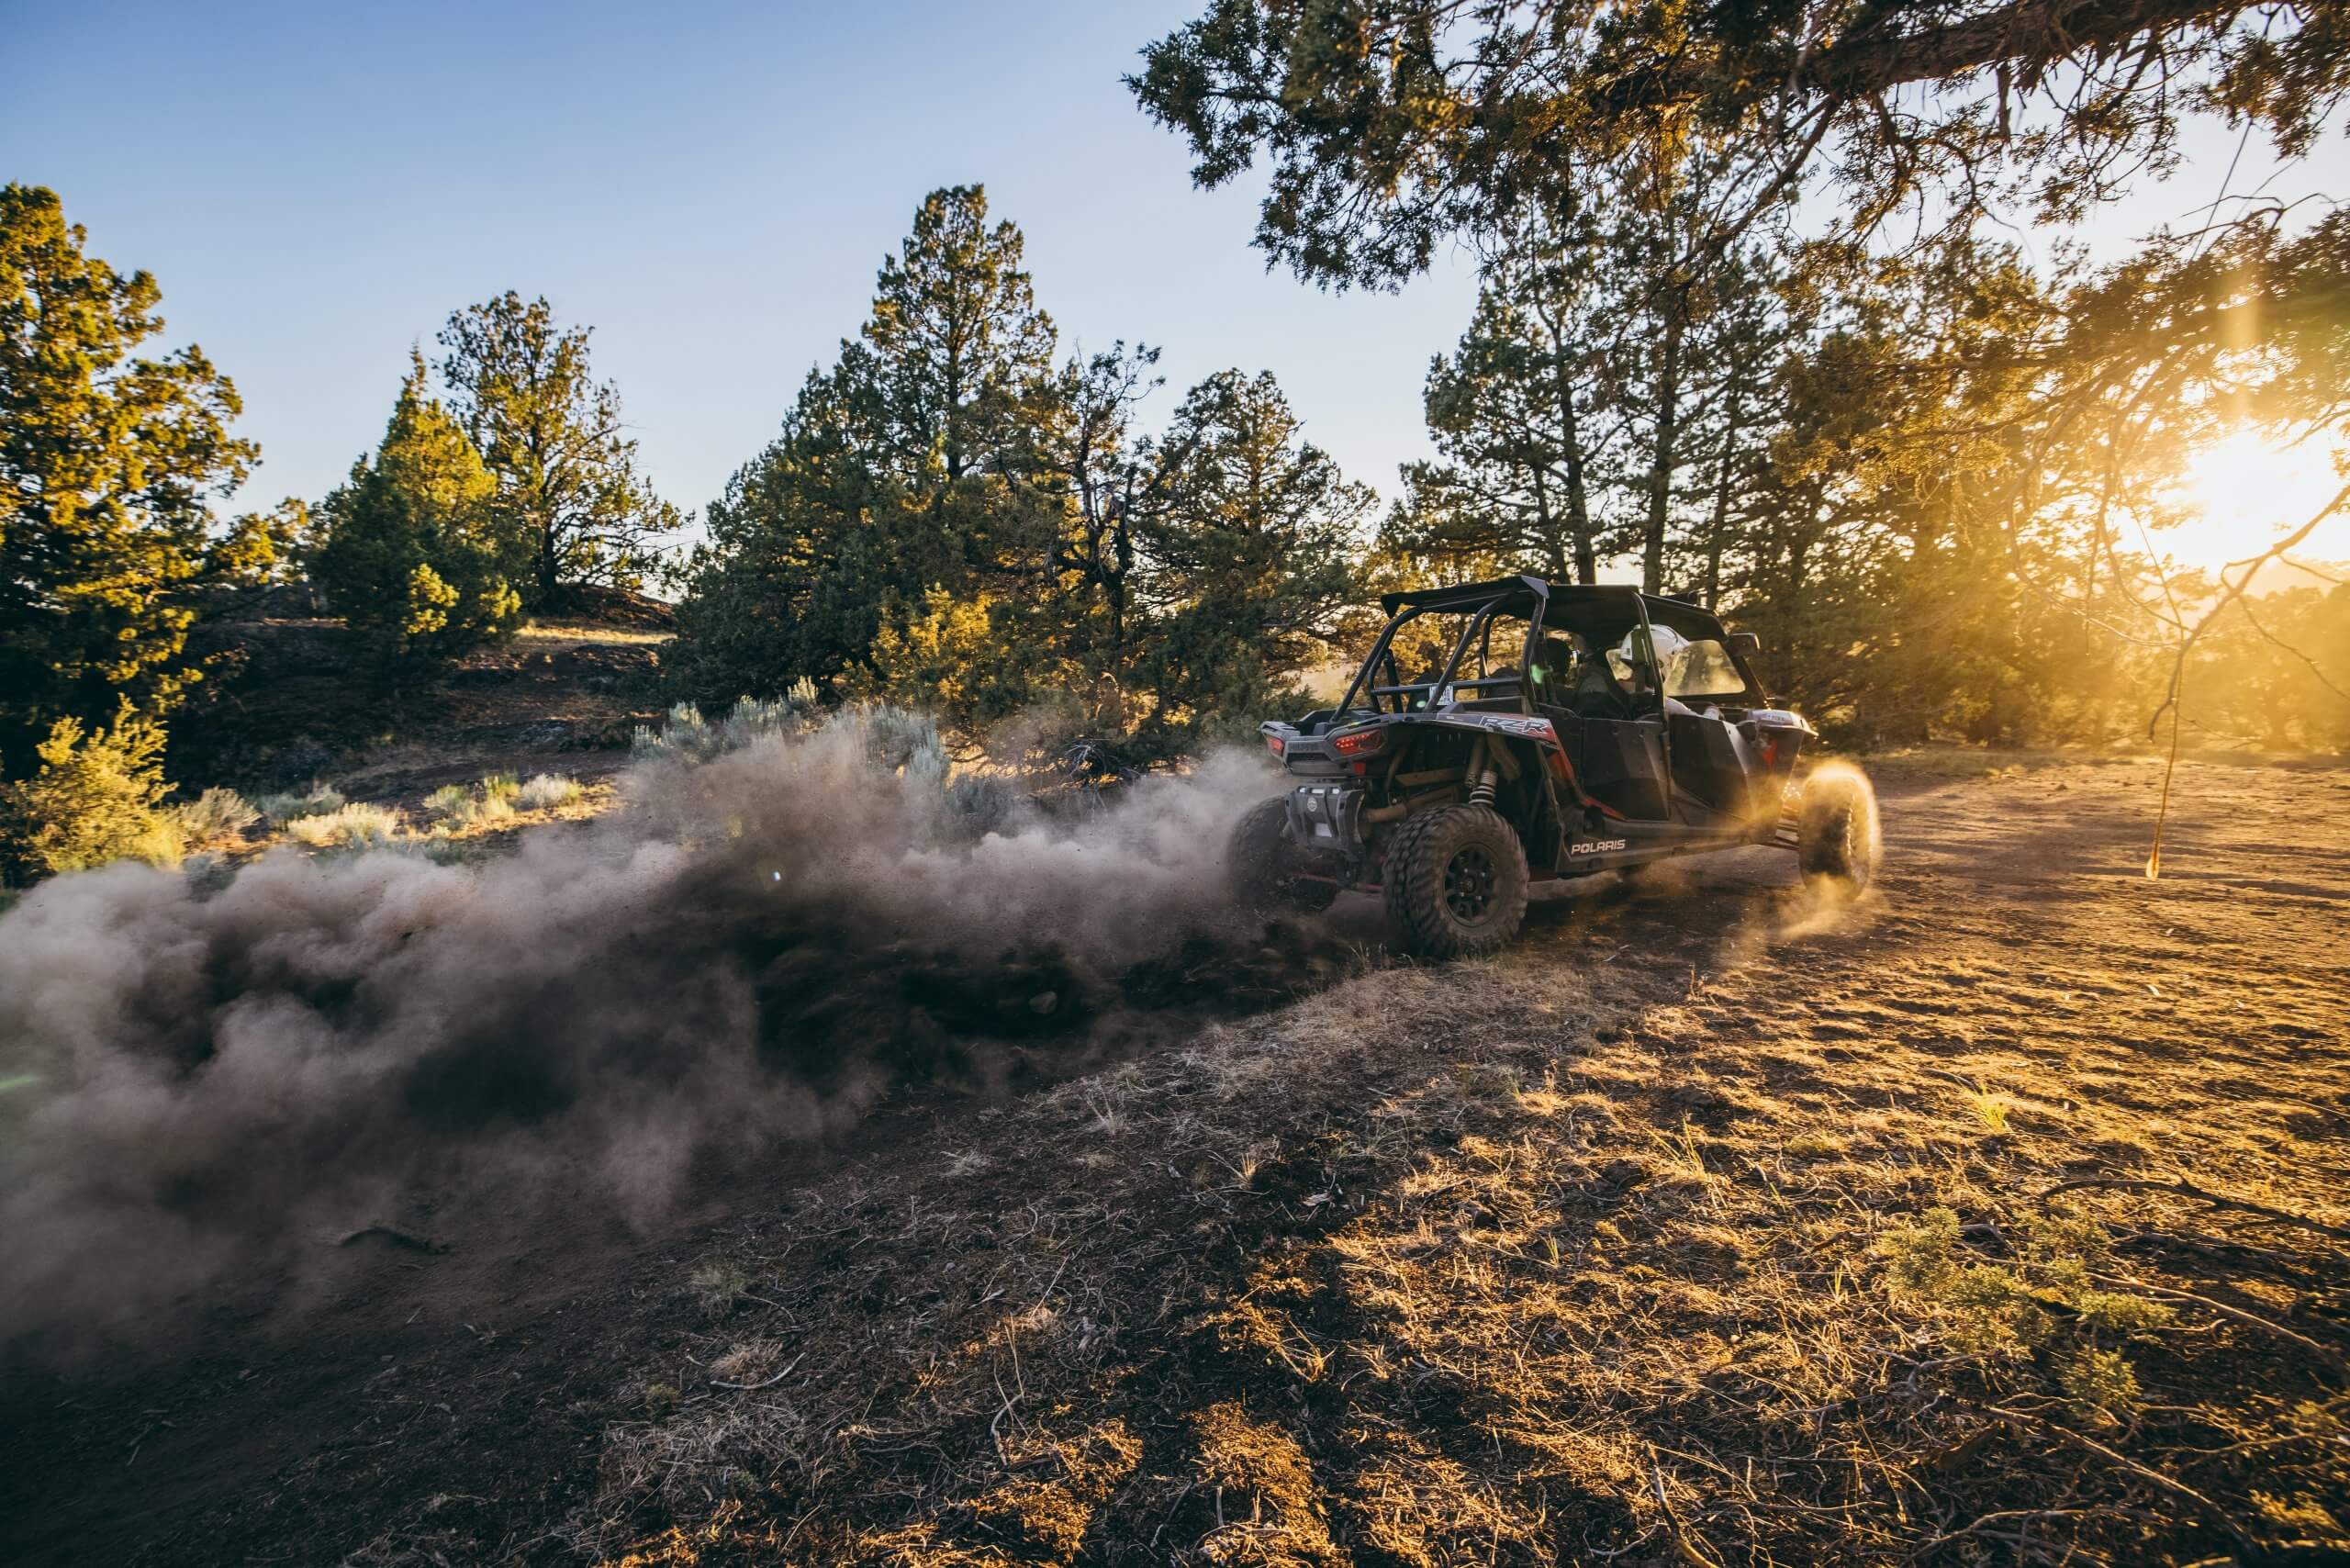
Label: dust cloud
xmin=0 ymin=715 xmax=1316 ymax=1348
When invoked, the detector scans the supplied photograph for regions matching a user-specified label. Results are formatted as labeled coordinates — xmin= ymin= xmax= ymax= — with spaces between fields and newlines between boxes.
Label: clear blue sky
xmin=2 ymin=0 xmax=1483 ymax=532
xmin=5 ymin=0 xmax=2330 ymax=566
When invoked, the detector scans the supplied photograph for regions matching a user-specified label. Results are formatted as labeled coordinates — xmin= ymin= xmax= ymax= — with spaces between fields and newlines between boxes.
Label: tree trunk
xmin=1700 ymin=375 xmax=1746 ymax=609
xmin=1553 ymin=348 xmax=1598 ymax=584
xmin=1643 ymin=296 xmax=1688 ymax=594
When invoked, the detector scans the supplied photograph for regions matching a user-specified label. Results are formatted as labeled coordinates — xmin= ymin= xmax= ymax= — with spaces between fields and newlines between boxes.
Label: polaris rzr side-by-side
xmin=1229 ymin=577 xmax=1877 ymax=957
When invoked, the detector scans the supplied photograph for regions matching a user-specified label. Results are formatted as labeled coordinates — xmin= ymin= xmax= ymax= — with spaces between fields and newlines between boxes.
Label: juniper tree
xmin=307 ymin=354 xmax=522 ymax=681
xmin=860 ymin=185 xmax=1058 ymax=488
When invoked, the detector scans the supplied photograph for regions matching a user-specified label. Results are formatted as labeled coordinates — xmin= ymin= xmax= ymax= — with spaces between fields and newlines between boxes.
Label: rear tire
xmin=1229 ymin=796 xmax=1339 ymax=913
xmin=1796 ymin=767 xmax=1879 ymax=890
xmin=1382 ymin=803 xmax=1529 ymax=958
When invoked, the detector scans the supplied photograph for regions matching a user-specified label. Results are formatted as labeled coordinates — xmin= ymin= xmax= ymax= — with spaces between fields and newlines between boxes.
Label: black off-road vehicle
xmin=1229 ymin=577 xmax=1876 ymax=956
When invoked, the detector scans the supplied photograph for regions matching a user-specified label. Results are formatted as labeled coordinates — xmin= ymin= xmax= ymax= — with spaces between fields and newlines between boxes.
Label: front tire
xmin=1229 ymin=796 xmax=1339 ymax=913
xmin=1796 ymin=767 xmax=1879 ymax=890
xmin=1382 ymin=803 xmax=1529 ymax=958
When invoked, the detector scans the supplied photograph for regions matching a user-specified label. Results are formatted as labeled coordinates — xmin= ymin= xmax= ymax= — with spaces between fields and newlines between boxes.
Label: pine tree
xmin=861 ymin=185 xmax=1057 ymax=488
xmin=675 ymin=186 xmax=1064 ymax=711
xmin=1388 ymin=224 xmax=1621 ymax=584
xmin=437 ymin=292 xmax=681 ymax=609
xmin=1134 ymin=369 xmax=1372 ymax=739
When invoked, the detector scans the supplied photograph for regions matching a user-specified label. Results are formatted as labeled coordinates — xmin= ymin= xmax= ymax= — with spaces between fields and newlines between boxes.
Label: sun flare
xmin=2163 ymin=428 xmax=2349 ymax=574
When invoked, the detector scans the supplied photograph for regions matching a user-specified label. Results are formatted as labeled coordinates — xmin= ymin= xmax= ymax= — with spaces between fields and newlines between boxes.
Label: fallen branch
xmin=2037 ymin=1176 xmax=2350 ymax=1247
xmin=710 ymin=1352 xmax=803 ymax=1392
xmin=1648 ymin=1448 xmax=1725 ymax=1568
xmin=2091 ymin=1273 xmax=2348 ymax=1380
xmin=1989 ymin=1409 xmax=2251 ymax=1555
xmin=1915 ymin=1506 xmax=2097 ymax=1554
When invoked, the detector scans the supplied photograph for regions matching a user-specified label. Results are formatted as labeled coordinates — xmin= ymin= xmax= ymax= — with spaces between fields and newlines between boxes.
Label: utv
xmin=1229 ymin=577 xmax=1875 ymax=957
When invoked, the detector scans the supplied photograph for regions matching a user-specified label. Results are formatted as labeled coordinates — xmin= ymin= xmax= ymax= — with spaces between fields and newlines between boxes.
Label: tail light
xmin=1331 ymin=728 xmax=1385 ymax=757
xmin=1266 ymin=734 xmax=1285 ymax=756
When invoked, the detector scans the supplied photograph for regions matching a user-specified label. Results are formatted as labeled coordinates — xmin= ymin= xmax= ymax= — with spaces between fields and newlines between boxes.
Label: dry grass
xmin=514 ymin=620 xmax=676 ymax=645
xmin=560 ymin=759 xmax=2350 ymax=1568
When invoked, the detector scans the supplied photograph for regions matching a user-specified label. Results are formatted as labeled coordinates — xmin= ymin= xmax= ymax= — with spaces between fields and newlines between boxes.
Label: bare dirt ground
xmin=4 ymin=754 xmax=2346 ymax=1566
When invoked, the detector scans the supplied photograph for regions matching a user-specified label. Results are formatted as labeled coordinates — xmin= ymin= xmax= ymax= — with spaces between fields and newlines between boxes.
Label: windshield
xmin=1661 ymin=637 xmax=1751 ymax=702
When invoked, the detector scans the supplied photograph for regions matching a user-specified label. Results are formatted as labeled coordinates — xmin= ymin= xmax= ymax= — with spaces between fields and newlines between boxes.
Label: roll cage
xmin=1336 ymin=577 xmax=1771 ymax=720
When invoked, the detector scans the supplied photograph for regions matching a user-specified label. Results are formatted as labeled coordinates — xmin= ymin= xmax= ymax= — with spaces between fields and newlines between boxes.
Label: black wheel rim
xmin=1444 ymin=846 xmax=1495 ymax=920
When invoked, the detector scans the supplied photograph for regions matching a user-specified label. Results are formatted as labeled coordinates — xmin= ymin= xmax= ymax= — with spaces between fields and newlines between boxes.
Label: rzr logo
xmin=1570 ymin=839 xmax=1628 ymax=856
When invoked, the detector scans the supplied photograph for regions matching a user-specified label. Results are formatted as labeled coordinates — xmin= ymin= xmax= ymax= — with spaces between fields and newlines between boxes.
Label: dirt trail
xmin=3 ymin=756 xmax=2345 ymax=1566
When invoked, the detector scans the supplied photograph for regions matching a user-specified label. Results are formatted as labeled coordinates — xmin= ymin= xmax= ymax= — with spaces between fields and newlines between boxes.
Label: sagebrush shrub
xmin=632 ymin=682 xmax=822 ymax=764
xmin=283 ymin=802 xmax=403 ymax=849
xmin=257 ymin=785 xmax=344 ymax=826
xmin=518 ymin=773 xmax=582 ymax=810
xmin=856 ymin=705 xmax=949 ymax=786
xmin=2 ymin=708 xmax=185 ymax=878
xmin=173 ymin=788 xmax=260 ymax=841
xmin=423 ymin=784 xmax=474 ymax=823
xmin=480 ymin=771 xmax=520 ymax=802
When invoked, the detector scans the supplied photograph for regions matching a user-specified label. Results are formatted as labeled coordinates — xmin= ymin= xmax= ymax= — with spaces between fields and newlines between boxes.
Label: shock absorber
xmin=1465 ymin=736 xmax=1498 ymax=808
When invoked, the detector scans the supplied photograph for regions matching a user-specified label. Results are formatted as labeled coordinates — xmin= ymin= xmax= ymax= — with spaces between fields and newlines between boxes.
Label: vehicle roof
xmin=1377 ymin=576 xmax=1729 ymax=635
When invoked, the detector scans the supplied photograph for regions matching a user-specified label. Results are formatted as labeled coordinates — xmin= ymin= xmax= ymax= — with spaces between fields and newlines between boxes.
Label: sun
xmin=2159 ymin=427 xmax=2349 ymax=575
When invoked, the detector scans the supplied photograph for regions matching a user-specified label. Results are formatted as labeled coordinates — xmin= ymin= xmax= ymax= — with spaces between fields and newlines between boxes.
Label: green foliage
xmin=1130 ymin=1 xmax=2338 ymax=290
xmin=672 ymin=185 xmax=1055 ymax=711
xmin=1389 ymin=230 xmax=1622 ymax=586
xmin=2059 ymin=1346 xmax=2143 ymax=1422
xmin=862 ymin=185 xmax=1057 ymax=487
xmin=1134 ymin=5 xmax=2350 ymax=754
xmin=674 ymin=187 xmax=1372 ymax=754
xmin=306 ymin=354 xmax=523 ymax=679
xmin=1129 ymin=369 xmax=1371 ymax=747
xmin=850 ymin=705 xmax=951 ymax=788
xmin=437 ymin=292 xmax=684 ymax=609
xmin=1 ymin=706 xmax=185 ymax=878
xmin=0 ymin=184 xmax=260 ymax=776
xmin=668 ymin=366 xmax=932 ymax=705
xmin=423 ymin=784 xmax=474 ymax=821
xmin=1881 ymin=1206 xmax=2174 ymax=1417
xmin=422 ymin=781 xmax=512 ymax=832
xmin=419 ymin=769 xmax=577 ymax=832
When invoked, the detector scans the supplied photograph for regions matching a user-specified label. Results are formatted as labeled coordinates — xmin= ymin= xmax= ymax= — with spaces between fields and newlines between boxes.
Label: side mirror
xmin=1729 ymin=632 xmax=1762 ymax=657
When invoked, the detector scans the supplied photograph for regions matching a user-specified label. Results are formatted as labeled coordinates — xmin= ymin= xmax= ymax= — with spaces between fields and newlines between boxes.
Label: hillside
xmin=3 ymin=754 xmax=2344 ymax=1566
xmin=161 ymin=587 xmax=674 ymax=836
